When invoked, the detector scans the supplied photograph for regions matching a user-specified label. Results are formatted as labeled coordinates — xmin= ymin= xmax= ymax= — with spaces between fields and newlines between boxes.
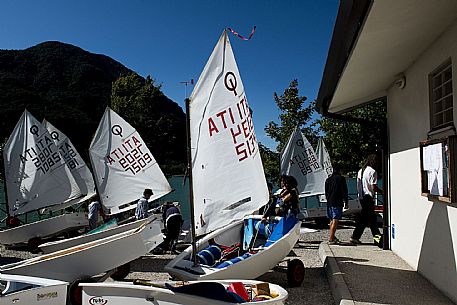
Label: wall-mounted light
xmin=393 ymin=74 xmax=406 ymax=89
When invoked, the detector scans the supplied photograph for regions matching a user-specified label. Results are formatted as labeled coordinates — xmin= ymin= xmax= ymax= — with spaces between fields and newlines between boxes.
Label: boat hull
xmin=39 ymin=215 xmax=153 ymax=254
xmin=0 ymin=212 xmax=88 ymax=246
xmin=165 ymin=215 xmax=301 ymax=281
xmin=0 ymin=274 xmax=68 ymax=305
xmin=81 ymin=280 xmax=288 ymax=305
xmin=0 ymin=218 xmax=163 ymax=283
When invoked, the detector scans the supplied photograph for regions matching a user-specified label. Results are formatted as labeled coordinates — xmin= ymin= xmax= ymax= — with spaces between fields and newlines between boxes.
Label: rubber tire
xmin=110 ymin=262 xmax=131 ymax=281
xmin=68 ymin=277 xmax=94 ymax=305
xmin=287 ymin=259 xmax=305 ymax=287
xmin=27 ymin=237 xmax=42 ymax=253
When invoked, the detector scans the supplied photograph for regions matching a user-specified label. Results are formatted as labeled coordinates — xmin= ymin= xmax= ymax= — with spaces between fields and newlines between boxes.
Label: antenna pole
xmin=185 ymin=98 xmax=198 ymax=265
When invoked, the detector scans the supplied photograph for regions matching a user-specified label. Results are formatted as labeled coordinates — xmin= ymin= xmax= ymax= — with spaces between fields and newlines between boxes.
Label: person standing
xmin=88 ymin=195 xmax=106 ymax=230
xmin=135 ymin=188 xmax=153 ymax=220
xmin=351 ymin=154 xmax=382 ymax=244
xmin=325 ymin=166 xmax=348 ymax=244
xmin=162 ymin=202 xmax=183 ymax=252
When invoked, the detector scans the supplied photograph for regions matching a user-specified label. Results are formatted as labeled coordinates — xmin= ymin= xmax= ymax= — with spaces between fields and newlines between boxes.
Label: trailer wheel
xmin=68 ymin=277 xmax=94 ymax=305
xmin=110 ymin=262 xmax=131 ymax=280
xmin=27 ymin=237 xmax=42 ymax=253
xmin=287 ymin=259 xmax=305 ymax=287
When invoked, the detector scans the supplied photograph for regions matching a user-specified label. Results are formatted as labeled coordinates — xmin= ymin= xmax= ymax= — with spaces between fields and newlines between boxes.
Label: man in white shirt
xmin=351 ymin=154 xmax=382 ymax=244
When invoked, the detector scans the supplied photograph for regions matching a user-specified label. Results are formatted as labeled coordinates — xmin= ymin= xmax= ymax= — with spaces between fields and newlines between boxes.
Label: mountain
xmin=0 ymin=41 xmax=186 ymax=174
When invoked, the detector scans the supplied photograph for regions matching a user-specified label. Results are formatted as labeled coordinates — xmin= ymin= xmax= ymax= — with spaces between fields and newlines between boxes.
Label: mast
xmin=185 ymin=97 xmax=198 ymax=265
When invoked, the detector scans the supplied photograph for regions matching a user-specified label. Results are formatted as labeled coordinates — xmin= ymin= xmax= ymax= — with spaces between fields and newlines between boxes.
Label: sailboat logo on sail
xmin=111 ymin=124 xmax=123 ymax=137
xmin=30 ymin=125 xmax=39 ymax=136
xmin=224 ymin=71 xmax=238 ymax=96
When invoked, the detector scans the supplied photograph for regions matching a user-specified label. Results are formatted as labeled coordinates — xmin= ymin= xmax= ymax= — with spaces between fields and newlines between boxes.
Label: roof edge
xmin=316 ymin=0 xmax=373 ymax=115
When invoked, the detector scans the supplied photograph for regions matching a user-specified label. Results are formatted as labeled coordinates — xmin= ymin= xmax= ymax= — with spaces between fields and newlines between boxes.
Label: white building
xmin=316 ymin=0 xmax=457 ymax=302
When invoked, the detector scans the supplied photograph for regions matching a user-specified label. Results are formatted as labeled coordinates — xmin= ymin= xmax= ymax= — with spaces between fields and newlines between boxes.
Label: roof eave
xmin=316 ymin=0 xmax=373 ymax=115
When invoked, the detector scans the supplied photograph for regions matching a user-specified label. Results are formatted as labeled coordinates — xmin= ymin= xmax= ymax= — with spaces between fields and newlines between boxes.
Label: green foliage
xmin=319 ymin=100 xmax=387 ymax=174
xmin=263 ymin=79 xmax=387 ymax=176
xmin=111 ymin=72 xmax=186 ymax=174
xmin=264 ymin=79 xmax=318 ymax=153
xmin=259 ymin=143 xmax=280 ymax=183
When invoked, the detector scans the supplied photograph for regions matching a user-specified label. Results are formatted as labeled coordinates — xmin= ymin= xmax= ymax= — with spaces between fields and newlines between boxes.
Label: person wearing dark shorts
xmin=325 ymin=166 xmax=348 ymax=244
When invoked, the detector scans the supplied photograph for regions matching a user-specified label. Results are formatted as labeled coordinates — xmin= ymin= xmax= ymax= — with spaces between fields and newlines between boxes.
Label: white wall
xmin=388 ymin=19 xmax=457 ymax=302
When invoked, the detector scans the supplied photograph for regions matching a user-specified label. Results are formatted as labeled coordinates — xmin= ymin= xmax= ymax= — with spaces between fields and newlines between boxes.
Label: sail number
xmin=106 ymin=135 xmax=153 ymax=175
xmin=57 ymin=142 xmax=79 ymax=170
xmin=207 ymin=94 xmax=258 ymax=162
xmin=19 ymin=135 xmax=62 ymax=175
xmin=289 ymin=148 xmax=321 ymax=176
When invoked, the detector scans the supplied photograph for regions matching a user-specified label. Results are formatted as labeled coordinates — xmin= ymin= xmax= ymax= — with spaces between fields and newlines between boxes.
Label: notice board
xmin=420 ymin=136 xmax=457 ymax=203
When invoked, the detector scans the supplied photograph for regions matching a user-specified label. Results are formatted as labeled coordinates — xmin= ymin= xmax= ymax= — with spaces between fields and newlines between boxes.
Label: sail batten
xmin=189 ymin=31 xmax=269 ymax=236
xmin=89 ymin=107 xmax=172 ymax=215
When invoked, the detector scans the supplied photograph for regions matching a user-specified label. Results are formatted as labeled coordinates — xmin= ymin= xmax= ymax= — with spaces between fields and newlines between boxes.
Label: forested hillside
xmin=0 ymin=41 xmax=186 ymax=174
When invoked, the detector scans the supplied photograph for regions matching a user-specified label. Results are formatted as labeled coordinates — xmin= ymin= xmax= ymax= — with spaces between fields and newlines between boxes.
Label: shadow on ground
xmin=130 ymin=255 xmax=173 ymax=273
xmin=336 ymin=259 xmax=453 ymax=305
xmin=259 ymin=267 xmax=334 ymax=305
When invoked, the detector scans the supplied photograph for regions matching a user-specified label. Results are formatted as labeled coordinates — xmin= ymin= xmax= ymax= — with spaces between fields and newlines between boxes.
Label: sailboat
xmin=81 ymin=279 xmax=288 ymax=305
xmin=280 ymin=127 xmax=328 ymax=197
xmin=164 ymin=31 xmax=303 ymax=286
xmin=0 ymin=110 xmax=89 ymax=248
xmin=42 ymin=120 xmax=97 ymax=211
xmin=38 ymin=107 xmax=172 ymax=254
xmin=0 ymin=216 xmax=163 ymax=305
xmin=0 ymin=274 xmax=68 ymax=305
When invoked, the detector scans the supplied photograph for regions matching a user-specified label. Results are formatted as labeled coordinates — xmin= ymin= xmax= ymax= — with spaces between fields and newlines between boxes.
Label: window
xmin=429 ymin=59 xmax=453 ymax=130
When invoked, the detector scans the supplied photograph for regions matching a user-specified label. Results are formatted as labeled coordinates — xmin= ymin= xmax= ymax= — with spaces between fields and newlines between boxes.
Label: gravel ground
xmin=0 ymin=219 xmax=373 ymax=305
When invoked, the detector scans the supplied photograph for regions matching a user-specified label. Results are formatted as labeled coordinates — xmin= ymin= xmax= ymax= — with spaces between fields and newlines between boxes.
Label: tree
xmin=111 ymin=72 xmax=187 ymax=175
xmin=259 ymin=143 xmax=280 ymax=183
xmin=264 ymin=79 xmax=318 ymax=153
xmin=319 ymin=100 xmax=387 ymax=174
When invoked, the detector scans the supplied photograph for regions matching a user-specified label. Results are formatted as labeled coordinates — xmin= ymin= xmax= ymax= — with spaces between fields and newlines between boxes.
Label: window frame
xmin=428 ymin=58 xmax=453 ymax=132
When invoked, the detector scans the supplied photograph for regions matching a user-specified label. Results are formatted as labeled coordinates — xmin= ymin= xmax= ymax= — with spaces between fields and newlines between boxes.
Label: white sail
xmin=89 ymin=107 xmax=172 ymax=215
xmin=3 ymin=110 xmax=79 ymax=216
xmin=189 ymin=31 xmax=269 ymax=236
xmin=280 ymin=126 xmax=327 ymax=196
xmin=44 ymin=120 xmax=96 ymax=209
xmin=316 ymin=138 xmax=333 ymax=178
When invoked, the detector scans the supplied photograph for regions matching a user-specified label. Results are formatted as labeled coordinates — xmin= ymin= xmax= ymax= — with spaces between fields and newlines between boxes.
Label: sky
xmin=0 ymin=0 xmax=338 ymax=151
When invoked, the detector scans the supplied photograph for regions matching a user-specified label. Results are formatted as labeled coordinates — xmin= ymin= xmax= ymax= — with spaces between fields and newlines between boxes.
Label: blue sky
xmin=0 ymin=0 xmax=338 ymax=151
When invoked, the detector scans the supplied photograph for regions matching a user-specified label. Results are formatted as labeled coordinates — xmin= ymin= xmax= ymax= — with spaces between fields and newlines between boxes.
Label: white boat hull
xmin=165 ymin=215 xmax=301 ymax=281
xmin=0 ymin=212 xmax=88 ymax=246
xmin=39 ymin=215 xmax=153 ymax=254
xmin=81 ymin=280 xmax=288 ymax=305
xmin=0 ymin=274 xmax=68 ymax=305
xmin=0 ymin=218 xmax=163 ymax=283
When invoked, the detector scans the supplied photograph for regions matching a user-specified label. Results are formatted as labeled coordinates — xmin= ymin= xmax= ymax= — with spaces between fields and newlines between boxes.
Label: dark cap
xmin=143 ymin=189 xmax=153 ymax=196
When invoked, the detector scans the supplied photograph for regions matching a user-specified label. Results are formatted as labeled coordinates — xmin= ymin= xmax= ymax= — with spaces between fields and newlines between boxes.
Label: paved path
xmin=319 ymin=227 xmax=455 ymax=305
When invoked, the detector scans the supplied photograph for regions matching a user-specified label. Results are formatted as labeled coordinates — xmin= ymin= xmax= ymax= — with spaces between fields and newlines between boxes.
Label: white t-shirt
xmin=357 ymin=166 xmax=377 ymax=198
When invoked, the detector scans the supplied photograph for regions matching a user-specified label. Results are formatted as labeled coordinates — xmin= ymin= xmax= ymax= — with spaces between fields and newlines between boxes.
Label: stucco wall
xmin=388 ymin=19 xmax=457 ymax=302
